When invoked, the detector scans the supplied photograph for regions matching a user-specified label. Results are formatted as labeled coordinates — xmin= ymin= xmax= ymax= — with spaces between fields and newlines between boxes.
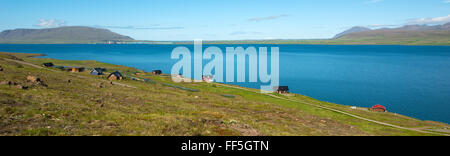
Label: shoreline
xmin=5 ymin=50 xmax=450 ymax=125
xmin=2 ymin=50 xmax=450 ymax=124
xmin=0 ymin=43 xmax=450 ymax=46
xmin=1 ymin=51 xmax=449 ymax=135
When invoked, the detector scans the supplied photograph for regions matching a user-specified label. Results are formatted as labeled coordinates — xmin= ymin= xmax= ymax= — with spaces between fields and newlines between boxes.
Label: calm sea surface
xmin=0 ymin=44 xmax=449 ymax=123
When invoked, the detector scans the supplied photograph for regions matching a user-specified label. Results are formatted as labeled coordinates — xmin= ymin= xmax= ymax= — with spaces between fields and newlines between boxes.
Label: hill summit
xmin=334 ymin=22 xmax=450 ymax=39
xmin=333 ymin=26 xmax=371 ymax=39
xmin=331 ymin=22 xmax=450 ymax=45
xmin=0 ymin=26 xmax=134 ymax=44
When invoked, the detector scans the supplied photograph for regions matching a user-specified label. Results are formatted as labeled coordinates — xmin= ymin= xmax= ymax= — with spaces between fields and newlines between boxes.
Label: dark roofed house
xmin=107 ymin=71 xmax=123 ymax=81
xmin=273 ymin=86 xmax=289 ymax=94
xmin=152 ymin=70 xmax=162 ymax=75
xmin=42 ymin=63 xmax=54 ymax=67
xmin=90 ymin=68 xmax=106 ymax=75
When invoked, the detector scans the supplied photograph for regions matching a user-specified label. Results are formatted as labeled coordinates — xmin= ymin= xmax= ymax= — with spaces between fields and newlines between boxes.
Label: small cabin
xmin=64 ymin=66 xmax=85 ymax=72
xmin=202 ymin=75 xmax=214 ymax=83
xmin=152 ymin=70 xmax=162 ymax=75
xmin=90 ymin=68 xmax=106 ymax=75
xmin=370 ymin=104 xmax=387 ymax=112
xmin=273 ymin=86 xmax=290 ymax=94
xmin=42 ymin=63 xmax=54 ymax=67
xmin=107 ymin=71 xmax=123 ymax=81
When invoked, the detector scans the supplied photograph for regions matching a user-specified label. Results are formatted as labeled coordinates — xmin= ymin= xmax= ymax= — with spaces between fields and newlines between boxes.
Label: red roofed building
xmin=370 ymin=104 xmax=387 ymax=112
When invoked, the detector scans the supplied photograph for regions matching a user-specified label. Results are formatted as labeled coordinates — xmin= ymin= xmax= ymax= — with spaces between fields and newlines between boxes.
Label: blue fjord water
xmin=0 ymin=44 xmax=449 ymax=123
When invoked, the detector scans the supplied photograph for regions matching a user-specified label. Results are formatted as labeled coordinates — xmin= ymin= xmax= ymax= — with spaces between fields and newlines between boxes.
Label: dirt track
xmin=3 ymin=57 xmax=447 ymax=136
xmin=215 ymin=83 xmax=449 ymax=136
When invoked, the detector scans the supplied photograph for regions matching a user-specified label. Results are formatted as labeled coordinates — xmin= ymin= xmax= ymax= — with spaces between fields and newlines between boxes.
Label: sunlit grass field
xmin=0 ymin=52 xmax=448 ymax=136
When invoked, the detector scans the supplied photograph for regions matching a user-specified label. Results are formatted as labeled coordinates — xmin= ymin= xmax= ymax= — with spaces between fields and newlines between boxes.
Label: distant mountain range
xmin=0 ymin=24 xmax=449 ymax=45
xmin=335 ymin=22 xmax=450 ymax=39
xmin=331 ymin=22 xmax=450 ymax=45
xmin=0 ymin=26 xmax=134 ymax=44
xmin=334 ymin=26 xmax=372 ymax=38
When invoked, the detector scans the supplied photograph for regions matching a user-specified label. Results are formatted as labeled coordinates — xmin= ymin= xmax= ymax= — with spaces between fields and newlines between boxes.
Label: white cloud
xmin=444 ymin=0 xmax=450 ymax=3
xmin=365 ymin=24 xmax=398 ymax=28
xmin=35 ymin=19 xmax=66 ymax=27
xmin=406 ymin=15 xmax=450 ymax=25
xmin=248 ymin=14 xmax=290 ymax=22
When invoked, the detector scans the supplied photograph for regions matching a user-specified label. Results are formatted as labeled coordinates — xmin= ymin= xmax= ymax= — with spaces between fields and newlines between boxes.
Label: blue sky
xmin=0 ymin=0 xmax=449 ymax=40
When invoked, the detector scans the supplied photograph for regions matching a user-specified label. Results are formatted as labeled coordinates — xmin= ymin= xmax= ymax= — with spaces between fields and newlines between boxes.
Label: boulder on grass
xmin=0 ymin=81 xmax=17 ymax=86
xmin=0 ymin=66 xmax=3 ymax=71
xmin=16 ymin=85 xmax=28 ymax=90
xmin=37 ymin=81 xmax=48 ymax=87
xmin=27 ymin=76 xmax=41 ymax=83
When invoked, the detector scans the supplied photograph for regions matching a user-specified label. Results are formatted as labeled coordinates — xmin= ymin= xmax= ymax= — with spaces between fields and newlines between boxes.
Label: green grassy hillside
xmin=0 ymin=52 xmax=448 ymax=136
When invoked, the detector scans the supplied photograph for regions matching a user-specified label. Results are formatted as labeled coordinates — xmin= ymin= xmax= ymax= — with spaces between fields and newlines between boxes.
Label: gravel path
xmin=4 ymin=57 xmax=446 ymax=136
xmin=215 ymin=83 xmax=448 ymax=136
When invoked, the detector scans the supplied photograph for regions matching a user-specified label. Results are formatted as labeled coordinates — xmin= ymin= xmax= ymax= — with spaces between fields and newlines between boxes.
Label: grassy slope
xmin=0 ymin=52 xmax=448 ymax=136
